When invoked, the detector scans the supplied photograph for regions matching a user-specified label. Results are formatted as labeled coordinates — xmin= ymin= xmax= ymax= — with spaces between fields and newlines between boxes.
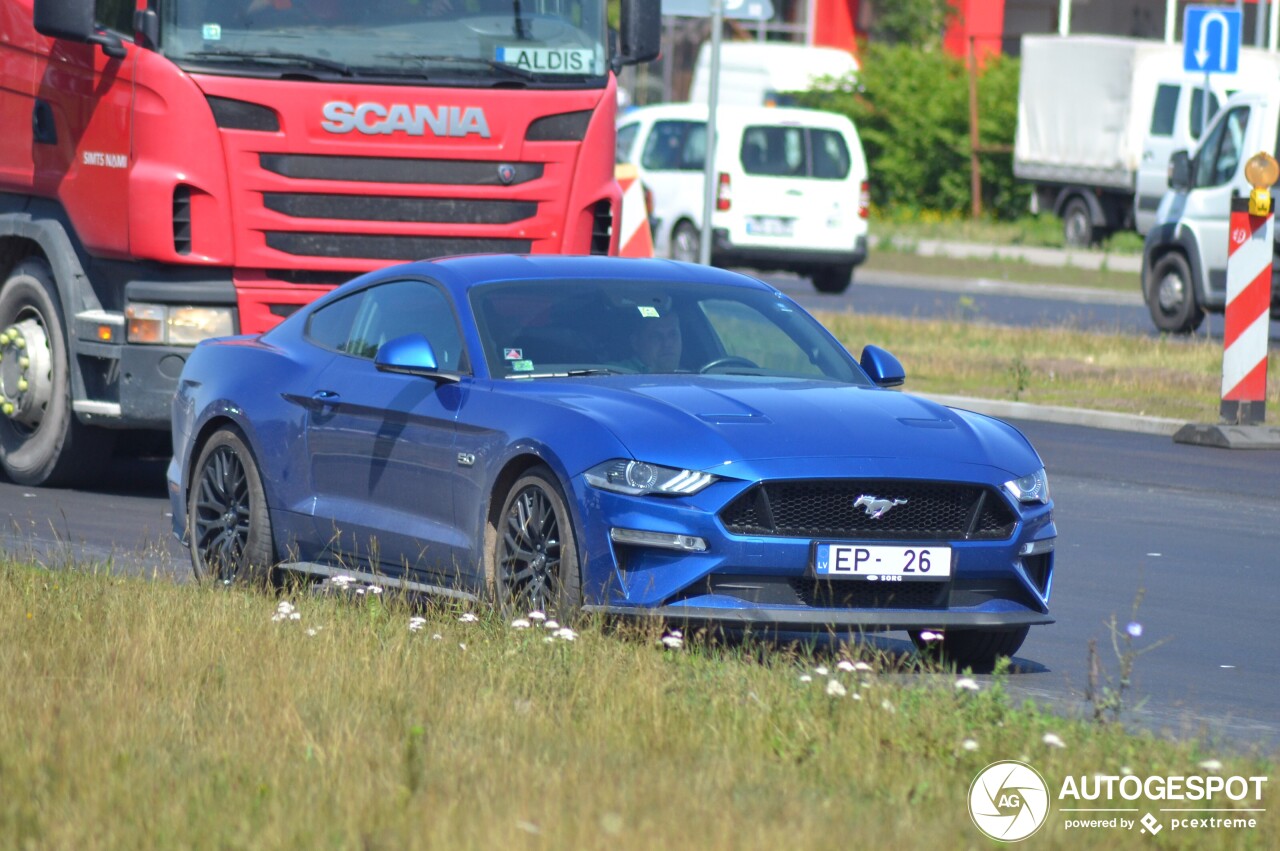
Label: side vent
xmin=173 ymin=185 xmax=192 ymax=255
xmin=207 ymin=96 xmax=280 ymax=132
xmin=590 ymin=199 xmax=612 ymax=255
xmin=526 ymin=110 xmax=592 ymax=142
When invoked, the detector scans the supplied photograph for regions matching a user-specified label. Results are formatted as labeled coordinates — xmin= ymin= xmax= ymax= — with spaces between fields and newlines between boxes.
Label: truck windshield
xmin=157 ymin=0 xmax=608 ymax=85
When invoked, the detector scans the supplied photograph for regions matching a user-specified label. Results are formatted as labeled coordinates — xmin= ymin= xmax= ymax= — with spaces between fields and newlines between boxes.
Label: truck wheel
xmin=1062 ymin=198 xmax=1095 ymax=248
xmin=0 ymin=258 xmax=111 ymax=486
xmin=1147 ymin=253 xmax=1205 ymax=334
xmin=670 ymin=222 xmax=701 ymax=264
xmin=812 ymin=263 xmax=854 ymax=294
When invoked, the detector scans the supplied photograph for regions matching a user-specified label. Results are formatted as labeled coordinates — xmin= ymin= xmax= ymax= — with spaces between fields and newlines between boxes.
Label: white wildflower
xmin=458 ymin=643 xmax=467 ymax=651
xmin=554 ymin=627 xmax=578 ymax=641
xmin=330 ymin=575 xmax=355 ymax=588
xmin=954 ymin=677 xmax=981 ymax=692
xmin=853 ymin=661 xmax=873 ymax=673
xmin=543 ymin=620 xmax=560 ymax=630
xmin=836 ymin=660 xmax=856 ymax=672
xmin=826 ymin=679 xmax=847 ymax=697
xmin=880 ymin=699 xmax=895 ymax=713
xmin=305 ymin=628 xmax=318 ymax=637
xmin=1126 ymin=622 xmax=1143 ymax=638
xmin=528 ymin=611 xmax=547 ymax=621
xmin=408 ymin=617 xmax=427 ymax=632
xmin=431 ymin=633 xmax=443 ymax=641
xmin=1120 ymin=766 xmax=1134 ymax=776
xmin=798 ymin=674 xmax=813 ymax=683
xmin=814 ymin=665 xmax=829 ymax=676
xmin=962 ymin=738 xmax=979 ymax=752
xmin=918 ymin=630 xmax=943 ymax=643
xmin=458 ymin=612 xmax=479 ymax=623
xmin=1199 ymin=759 xmax=1223 ymax=772
xmin=366 ymin=585 xmax=383 ymax=595
xmin=1042 ymin=733 xmax=1066 ymax=749
xmin=661 ymin=634 xmax=684 ymax=649
xmin=511 ymin=618 xmax=531 ymax=629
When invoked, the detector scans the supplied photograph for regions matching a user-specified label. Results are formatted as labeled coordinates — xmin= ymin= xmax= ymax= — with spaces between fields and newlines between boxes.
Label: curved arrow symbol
xmin=1196 ymin=11 xmax=1231 ymax=71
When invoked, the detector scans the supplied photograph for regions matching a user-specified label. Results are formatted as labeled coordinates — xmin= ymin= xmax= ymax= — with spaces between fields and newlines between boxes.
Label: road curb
xmin=920 ymin=392 xmax=1183 ymax=437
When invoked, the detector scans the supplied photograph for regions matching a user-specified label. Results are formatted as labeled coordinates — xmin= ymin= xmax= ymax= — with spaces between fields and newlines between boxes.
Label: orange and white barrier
xmin=615 ymin=163 xmax=653 ymax=258
xmin=1222 ymin=197 xmax=1271 ymax=424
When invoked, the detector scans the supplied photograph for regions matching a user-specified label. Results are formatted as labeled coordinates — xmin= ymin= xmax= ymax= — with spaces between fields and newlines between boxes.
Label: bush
xmin=796 ymin=43 xmax=1029 ymax=220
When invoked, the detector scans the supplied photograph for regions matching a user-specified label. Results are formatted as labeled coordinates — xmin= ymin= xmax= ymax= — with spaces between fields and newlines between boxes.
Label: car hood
xmin=531 ymin=376 xmax=1041 ymax=479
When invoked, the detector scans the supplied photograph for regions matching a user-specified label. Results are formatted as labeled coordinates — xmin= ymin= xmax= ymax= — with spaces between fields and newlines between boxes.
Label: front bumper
xmin=572 ymin=465 xmax=1055 ymax=634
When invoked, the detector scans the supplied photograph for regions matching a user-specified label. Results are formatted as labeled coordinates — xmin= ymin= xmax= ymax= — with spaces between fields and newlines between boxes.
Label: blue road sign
xmin=1183 ymin=5 xmax=1241 ymax=74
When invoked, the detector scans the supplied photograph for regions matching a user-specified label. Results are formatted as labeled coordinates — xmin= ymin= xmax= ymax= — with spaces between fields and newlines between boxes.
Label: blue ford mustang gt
xmin=168 ymin=255 xmax=1055 ymax=668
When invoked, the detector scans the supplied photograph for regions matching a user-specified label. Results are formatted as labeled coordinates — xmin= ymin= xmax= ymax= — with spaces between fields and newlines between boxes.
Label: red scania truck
xmin=0 ymin=0 xmax=659 ymax=485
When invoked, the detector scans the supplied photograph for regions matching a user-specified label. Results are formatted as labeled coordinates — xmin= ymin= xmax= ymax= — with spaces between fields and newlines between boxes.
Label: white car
xmin=616 ymin=103 xmax=869 ymax=293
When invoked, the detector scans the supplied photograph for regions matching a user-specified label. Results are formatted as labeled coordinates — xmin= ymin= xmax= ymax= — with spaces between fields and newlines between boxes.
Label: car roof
xmin=339 ymin=255 xmax=777 ymax=300
xmin=619 ymin=102 xmax=854 ymax=129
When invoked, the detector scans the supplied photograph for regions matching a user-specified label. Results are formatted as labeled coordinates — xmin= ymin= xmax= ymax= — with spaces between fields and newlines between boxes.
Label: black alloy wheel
xmin=188 ymin=428 xmax=275 ymax=585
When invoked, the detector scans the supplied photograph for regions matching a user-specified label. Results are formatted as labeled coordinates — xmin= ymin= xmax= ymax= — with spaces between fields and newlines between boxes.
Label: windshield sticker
xmin=512 ymin=359 xmax=534 ymax=372
xmin=637 ymin=306 xmax=660 ymax=318
xmin=202 ymin=24 xmax=222 ymax=40
xmin=503 ymin=347 xmax=523 ymax=360
xmin=495 ymin=46 xmax=595 ymax=74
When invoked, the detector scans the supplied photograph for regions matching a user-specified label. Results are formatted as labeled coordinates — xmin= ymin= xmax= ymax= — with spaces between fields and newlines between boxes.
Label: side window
xmin=345 ymin=280 xmax=465 ymax=370
xmin=640 ymin=120 xmax=704 ymax=171
xmin=741 ymin=126 xmax=807 ymax=176
xmin=1193 ymin=107 xmax=1248 ymax=188
xmin=615 ymin=123 xmax=639 ymax=164
xmin=95 ymin=0 xmax=134 ymax=35
xmin=1190 ymin=88 xmax=1221 ymax=140
xmin=306 ymin=291 xmax=367 ymax=353
xmin=810 ymin=129 xmax=851 ymax=179
xmin=1149 ymin=84 xmax=1179 ymax=136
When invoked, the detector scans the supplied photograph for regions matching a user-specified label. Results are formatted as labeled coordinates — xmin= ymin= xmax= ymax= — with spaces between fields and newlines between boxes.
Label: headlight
xmin=1004 ymin=467 xmax=1050 ymax=504
xmin=126 ymin=303 xmax=235 ymax=345
xmin=584 ymin=459 xmax=717 ymax=496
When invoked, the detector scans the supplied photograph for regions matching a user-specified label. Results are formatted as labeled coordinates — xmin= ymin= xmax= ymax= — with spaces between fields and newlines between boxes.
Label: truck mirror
xmin=617 ymin=0 xmax=661 ymax=68
xmin=33 ymin=0 xmax=126 ymax=59
xmin=1168 ymin=150 xmax=1193 ymax=191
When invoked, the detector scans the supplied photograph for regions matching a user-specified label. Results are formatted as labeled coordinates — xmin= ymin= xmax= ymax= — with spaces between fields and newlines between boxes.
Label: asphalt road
xmin=762 ymin=268 xmax=1280 ymax=343
xmin=0 ymin=417 xmax=1276 ymax=752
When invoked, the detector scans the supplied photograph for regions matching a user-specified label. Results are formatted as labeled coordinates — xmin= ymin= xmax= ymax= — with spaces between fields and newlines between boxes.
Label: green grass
xmin=873 ymin=209 xmax=1147 ymax=255
xmin=1 ymin=562 xmax=1273 ymax=849
xmin=863 ymin=248 xmax=1141 ymax=291
xmin=816 ymin=311 xmax=1273 ymax=422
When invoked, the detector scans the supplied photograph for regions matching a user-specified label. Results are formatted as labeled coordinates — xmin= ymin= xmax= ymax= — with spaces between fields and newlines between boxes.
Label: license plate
xmin=814 ymin=543 xmax=952 ymax=581
xmin=746 ymin=216 xmax=794 ymax=237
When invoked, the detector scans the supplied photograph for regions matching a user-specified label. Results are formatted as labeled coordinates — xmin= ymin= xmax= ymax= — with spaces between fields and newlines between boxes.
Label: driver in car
xmin=623 ymin=309 xmax=683 ymax=373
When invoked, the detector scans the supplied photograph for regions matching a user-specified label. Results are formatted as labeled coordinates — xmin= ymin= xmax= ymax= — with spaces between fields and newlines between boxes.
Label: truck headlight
xmin=126 ymin=304 xmax=235 ymax=345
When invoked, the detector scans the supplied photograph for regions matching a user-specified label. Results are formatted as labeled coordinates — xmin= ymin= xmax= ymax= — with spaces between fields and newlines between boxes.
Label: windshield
xmin=469 ymin=279 xmax=868 ymax=383
xmin=158 ymin=0 xmax=608 ymax=85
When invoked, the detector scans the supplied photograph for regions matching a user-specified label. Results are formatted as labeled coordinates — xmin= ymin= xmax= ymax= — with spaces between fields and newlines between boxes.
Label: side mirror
xmin=34 ymin=0 xmax=126 ymax=58
xmin=860 ymin=345 xmax=905 ymax=388
xmin=616 ymin=0 xmax=661 ymax=68
xmin=374 ymin=334 xmax=458 ymax=383
xmin=1168 ymin=150 xmax=1193 ymax=191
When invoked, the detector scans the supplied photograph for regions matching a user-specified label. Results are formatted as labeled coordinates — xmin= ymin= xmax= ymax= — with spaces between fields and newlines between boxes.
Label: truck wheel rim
xmin=0 ymin=318 xmax=55 ymax=431
xmin=1156 ymin=272 xmax=1186 ymax=313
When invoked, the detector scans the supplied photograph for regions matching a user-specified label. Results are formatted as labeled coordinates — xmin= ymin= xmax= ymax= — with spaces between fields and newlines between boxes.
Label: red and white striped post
xmin=1221 ymin=194 xmax=1272 ymax=425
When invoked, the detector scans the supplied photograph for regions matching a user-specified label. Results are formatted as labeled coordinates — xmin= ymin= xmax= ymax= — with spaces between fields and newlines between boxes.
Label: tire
xmin=0 ymin=258 xmax=112 ymax=486
xmin=812 ymin=263 xmax=854 ymax=294
xmin=910 ymin=626 xmax=1029 ymax=673
xmin=187 ymin=427 xmax=276 ymax=586
xmin=1146 ymin=252 xmax=1205 ymax=334
xmin=670 ymin=221 xmax=701 ymax=264
xmin=1061 ymin=197 xmax=1095 ymax=248
xmin=487 ymin=466 xmax=582 ymax=619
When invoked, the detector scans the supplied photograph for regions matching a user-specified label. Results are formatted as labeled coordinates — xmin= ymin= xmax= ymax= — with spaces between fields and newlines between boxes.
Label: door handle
xmin=311 ymin=389 xmax=340 ymax=406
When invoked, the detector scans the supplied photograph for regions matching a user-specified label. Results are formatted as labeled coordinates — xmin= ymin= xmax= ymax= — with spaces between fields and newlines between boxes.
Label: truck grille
xmin=259 ymin=154 xmax=544 ymax=185
xmin=263 ymin=193 xmax=536 ymax=225
xmin=265 ymin=233 xmax=531 ymax=261
xmin=720 ymin=479 xmax=1017 ymax=541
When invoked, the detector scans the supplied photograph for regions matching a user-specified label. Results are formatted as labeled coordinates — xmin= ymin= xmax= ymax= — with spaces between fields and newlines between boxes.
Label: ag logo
xmin=968 ymin=760 xmax=1050 ymax=842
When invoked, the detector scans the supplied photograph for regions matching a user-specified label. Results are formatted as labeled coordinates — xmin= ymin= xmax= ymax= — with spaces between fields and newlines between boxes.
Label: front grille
xmin=263 ymin=193 xmax=536 ymax=225
xmin=259 ymin=154 xmax=544 ymax=186
xmin=720 ymin=479 xmax=1017 ymax=540
xmin=265 ymin=232 xmax=532 ymax=260
xmin=791 ymin=578 xmax=949 ymax=609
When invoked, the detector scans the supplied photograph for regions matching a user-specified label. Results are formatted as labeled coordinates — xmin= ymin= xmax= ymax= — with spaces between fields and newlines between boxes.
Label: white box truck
xmin=1014 ymin=35 xmax=1280 ymax=246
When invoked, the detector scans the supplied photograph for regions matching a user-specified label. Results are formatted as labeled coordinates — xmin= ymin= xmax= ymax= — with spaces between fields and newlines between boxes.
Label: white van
xmin=688 ymin=42 xmax=859 ymax=108
xmin=616 ymin=103 xmax=869 ymax=293
xmin=1141 ymin=82 xmax=1280 ymax=333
